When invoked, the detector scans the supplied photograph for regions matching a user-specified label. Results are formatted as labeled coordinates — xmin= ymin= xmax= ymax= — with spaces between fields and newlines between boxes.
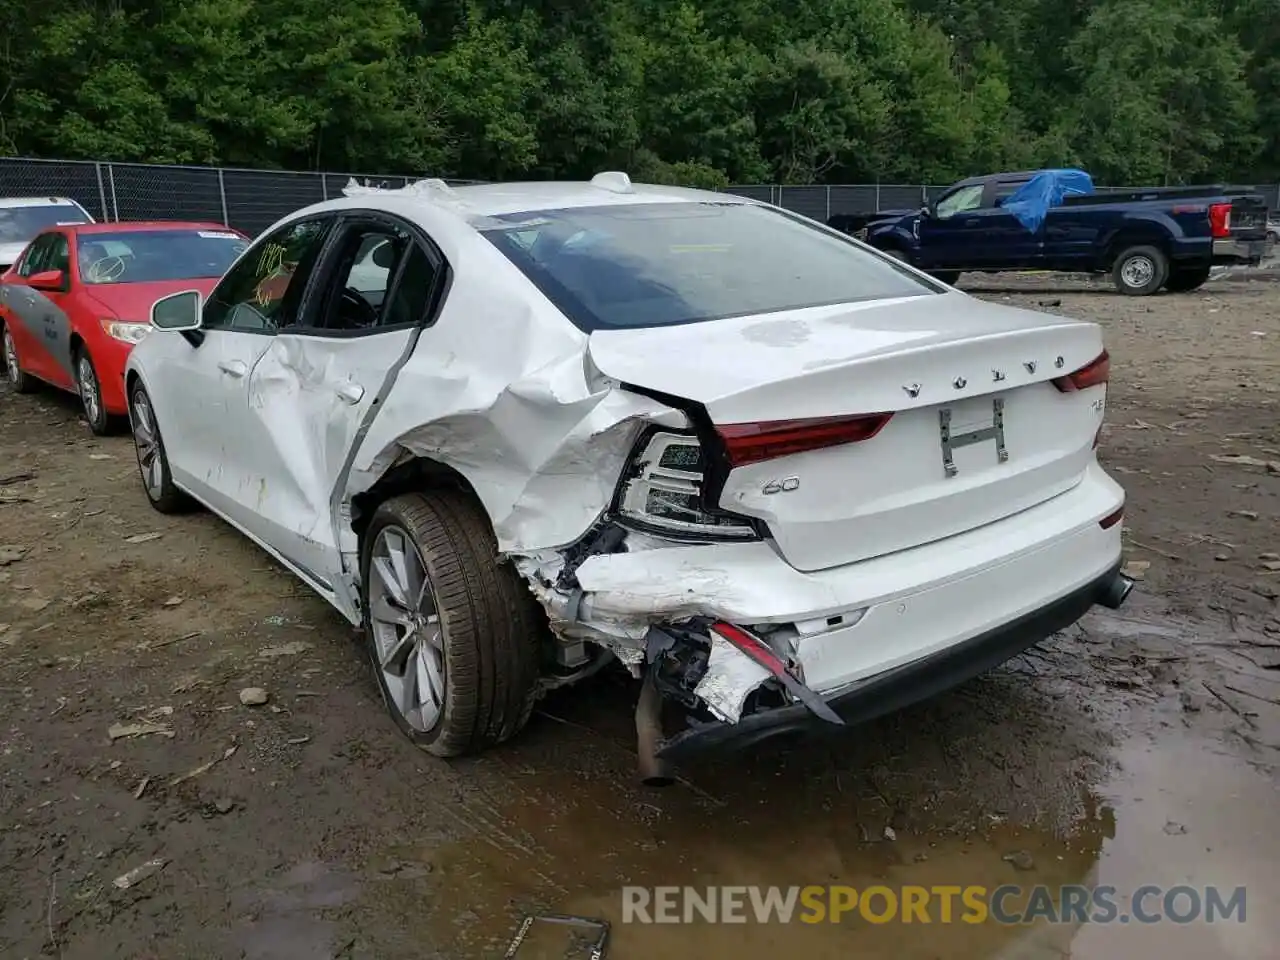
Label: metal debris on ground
xmin=503 ymin=914 xmax=610 ymax=960
xmin=257 ymin=641 xmax=313 ymax=659
xmin=108 ymin=721 xmax=175 ymax=741
xmin=124 ymin=532 xmax=163 ymax=544
xmin=168 ymin=745 xmax=239 ymax=787
xmin=112 ymin=858 xmax=168 ymax=890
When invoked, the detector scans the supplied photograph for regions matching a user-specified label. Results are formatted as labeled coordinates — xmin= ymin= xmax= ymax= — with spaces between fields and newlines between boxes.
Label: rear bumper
xmin=656 ymin=562 xmax=1131 ymax=760
xmin=1213 ymin=237 xmax=1267 ymax=264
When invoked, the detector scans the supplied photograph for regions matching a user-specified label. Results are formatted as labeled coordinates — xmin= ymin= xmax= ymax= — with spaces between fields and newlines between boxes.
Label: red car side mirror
xmin=27 ymin=268 xmax=66 ymax=292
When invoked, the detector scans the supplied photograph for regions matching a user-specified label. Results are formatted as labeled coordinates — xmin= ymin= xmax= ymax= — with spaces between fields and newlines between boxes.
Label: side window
xmin=46 ymin=234 xmax=70 ymax=275
xmin=382 ymin=243 xmax=440 ymax=328
xmin=18 ymin=235 xmax=53 ymax=277
xmin=203 ymin=217 xmax=334 ymax=333
xmin=934 ymin=184 xmax=985 ymax=220
xmin=311 ymin=222 xmax=440 ymax=333
xmin=993 ymin=180 xmax=1029 ymax=207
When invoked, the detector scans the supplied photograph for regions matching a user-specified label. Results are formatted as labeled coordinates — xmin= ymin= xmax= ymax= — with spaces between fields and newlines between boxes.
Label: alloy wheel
xmin=368 ymin=525 xmax=446 ymax=733
xmin=131 ymin=390 xmax=165 ymax=499
xmin=78 ymin=355 xmax=101 ymax=425
xmin=3 ymin=330 xmax=18 ymax=383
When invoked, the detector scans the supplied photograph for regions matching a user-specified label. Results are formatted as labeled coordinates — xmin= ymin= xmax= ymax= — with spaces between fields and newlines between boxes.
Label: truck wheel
xmin=877 ymin=245 xmax=911 ymax=264
xmin=360 ymin=489 xmax=542 ymax=757
xmin=930 ymin=271 xmax=961 ymax=286
xmin=1164 ymin=264 xmax=1212 ymax=293
xmin=1112 ymin=245 xmax=1168 ymax=296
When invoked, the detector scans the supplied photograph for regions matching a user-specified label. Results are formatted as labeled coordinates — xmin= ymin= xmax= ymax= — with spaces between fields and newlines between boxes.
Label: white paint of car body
xmin=126 ymin=176 xmax=1125 ymax=724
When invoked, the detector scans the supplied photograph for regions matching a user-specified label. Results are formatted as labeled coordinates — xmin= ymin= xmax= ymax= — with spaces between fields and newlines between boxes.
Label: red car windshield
xmin=78 ymin=229 xmax=248 ymax=285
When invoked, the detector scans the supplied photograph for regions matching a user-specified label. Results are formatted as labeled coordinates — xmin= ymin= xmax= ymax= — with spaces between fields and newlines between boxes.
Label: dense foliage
xmin=0 ymin=0 xmax=1275 ymax=186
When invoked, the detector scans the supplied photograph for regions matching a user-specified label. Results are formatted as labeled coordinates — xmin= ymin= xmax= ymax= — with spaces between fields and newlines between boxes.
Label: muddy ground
xmin=2 ymin=273 xmax=1279 ymax=960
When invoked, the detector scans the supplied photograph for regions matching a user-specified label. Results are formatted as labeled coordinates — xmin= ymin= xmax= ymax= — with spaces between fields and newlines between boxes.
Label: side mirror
xmin=28 ymin=269 xmax=65 ymax=291
xmin=920 ymin=203 xmax=934 ymax=219
xmin=151 ymin=290 xmax=203 ymax=332
xmin=371 ymin=241 xmax=396 ymax=268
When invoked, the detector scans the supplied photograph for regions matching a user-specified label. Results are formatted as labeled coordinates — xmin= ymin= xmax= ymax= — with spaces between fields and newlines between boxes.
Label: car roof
xmin=329 ymin=177 xmax=747 ymax=221
xmin=0 ymin=196 xmax=86 ymax=209
xmin=951 ymin=171 xmax=1044 ymax=189
xmin=72 ymin=220 xmax=241 ymax=235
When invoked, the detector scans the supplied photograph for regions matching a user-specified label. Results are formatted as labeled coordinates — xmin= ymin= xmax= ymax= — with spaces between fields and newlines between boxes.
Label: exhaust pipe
xmin=635 ymin=672 xmax=674 ymax=787
xmin=1097 ymin=573 xmax=1136 ymax=610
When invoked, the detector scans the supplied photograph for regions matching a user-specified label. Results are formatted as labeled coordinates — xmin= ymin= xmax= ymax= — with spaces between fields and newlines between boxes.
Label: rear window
xmin=480 ymin=202 xmax=937 ymax=331
xmin=0 ymin=203 xmax=89 ymax=243
xmin=77 ymin=229 xmax=248 ymax=285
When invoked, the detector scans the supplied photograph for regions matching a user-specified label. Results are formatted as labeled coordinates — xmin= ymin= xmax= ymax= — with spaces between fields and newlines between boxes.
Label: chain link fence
xmin=2 ymin=156 xmax=1277 ymax=237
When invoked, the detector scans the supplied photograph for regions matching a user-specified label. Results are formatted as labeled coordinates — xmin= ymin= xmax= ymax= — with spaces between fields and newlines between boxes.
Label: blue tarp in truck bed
xmin=1002 ymin=169 xmax=1095 ymax=233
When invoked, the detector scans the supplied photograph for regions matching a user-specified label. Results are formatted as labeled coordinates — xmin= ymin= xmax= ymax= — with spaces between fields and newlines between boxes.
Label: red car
xmin=0 ymin=221 xmax=249 ymax=433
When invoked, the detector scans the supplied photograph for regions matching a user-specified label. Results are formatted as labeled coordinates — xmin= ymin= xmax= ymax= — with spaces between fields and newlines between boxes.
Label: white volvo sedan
xmin=126 ymin=174 xmax=1132 ymax=781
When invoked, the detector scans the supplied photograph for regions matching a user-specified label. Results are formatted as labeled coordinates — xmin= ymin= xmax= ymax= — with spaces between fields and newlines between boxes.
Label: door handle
xmin=217 ymin=359 xmax=248 ymax=378
xmin=962 ymin=218 xmax=980 ymax=226
xmin=335 ymin=381 xmax=364 ymax=404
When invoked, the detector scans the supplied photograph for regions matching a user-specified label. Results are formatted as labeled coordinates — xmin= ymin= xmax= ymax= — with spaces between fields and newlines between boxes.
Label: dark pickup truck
xmin=848 ymin=169 xmax=1270 ymax=295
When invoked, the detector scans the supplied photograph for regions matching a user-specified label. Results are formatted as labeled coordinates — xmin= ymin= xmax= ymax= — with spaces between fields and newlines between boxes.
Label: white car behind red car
xmin=124 ymin=173 xmax=1132 ymax=781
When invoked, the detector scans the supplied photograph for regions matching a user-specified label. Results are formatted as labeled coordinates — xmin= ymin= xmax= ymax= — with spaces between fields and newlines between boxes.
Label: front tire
xmin=361 ymin=490 xmax=542 ymax=757
xmin=3 ymin=325 xmax=36 ymax=394
xmin=1112 ymin=245 xmax=1168 ymax=296
xmin=76 ymin=349 xmax=112 ymax=435
xmin=1164 ymin=264 xmax=1211 ymax=293
xmin=129 ymin=381 xmax=187 ymax=513
xmin=930 ymin=270 xmax=961 ymax=286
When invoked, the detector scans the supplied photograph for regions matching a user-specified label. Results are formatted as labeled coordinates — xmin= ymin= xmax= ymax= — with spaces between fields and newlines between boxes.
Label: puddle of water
xmin=1066 ymin=736 xmax=1278 ymax=960
xmin=375 ymin=724 xmax=1278 ymax=960
xmin=229 ymin=861 xmax=361 ymax=960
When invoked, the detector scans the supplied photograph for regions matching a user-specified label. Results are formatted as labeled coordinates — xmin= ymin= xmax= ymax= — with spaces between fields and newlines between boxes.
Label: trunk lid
xmin=589 ymin=292 xmax=1108 ymax=572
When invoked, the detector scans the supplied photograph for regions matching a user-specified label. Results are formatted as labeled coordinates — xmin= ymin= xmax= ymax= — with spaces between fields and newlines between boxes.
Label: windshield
xmin=481 ymin=202 xmax=937 ymax=331
xmin=77 ymin=229 xmax=248 ymax=285
xmin=0 ymin=204 xmax=90 ymax=243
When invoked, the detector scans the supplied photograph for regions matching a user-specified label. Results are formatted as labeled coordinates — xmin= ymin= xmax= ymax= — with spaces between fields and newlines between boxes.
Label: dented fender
xmin=339 ymin=230 xmax=687 ymax=560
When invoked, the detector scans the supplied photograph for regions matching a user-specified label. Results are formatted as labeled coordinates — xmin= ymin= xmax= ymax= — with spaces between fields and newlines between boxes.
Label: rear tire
xmin=1164 ymin=264 xmax=1211 ymax=293
xmin=930 ymin=270 xmax=961 ymax=286
xmin=361 ymin=489 xmax=542 ymax=757
xmin=1112 ymin=245 xmax=1168 ymax=296
xmin=3 ymin=325 xmax=37 ymax=394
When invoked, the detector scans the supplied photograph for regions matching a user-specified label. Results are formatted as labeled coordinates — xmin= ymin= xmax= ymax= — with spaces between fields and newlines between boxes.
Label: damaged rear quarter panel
xmin=341 ymin=211 xmax=686 ymax=559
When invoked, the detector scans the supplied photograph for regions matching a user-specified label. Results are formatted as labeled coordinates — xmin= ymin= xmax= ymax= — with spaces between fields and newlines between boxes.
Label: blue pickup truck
xmin=852 ymin=169 xmax=1270 ymax=295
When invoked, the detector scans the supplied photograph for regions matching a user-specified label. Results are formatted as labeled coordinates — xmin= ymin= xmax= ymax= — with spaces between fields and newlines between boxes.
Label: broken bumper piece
xmin=651 ymin=563 xmax=1130 ymax=762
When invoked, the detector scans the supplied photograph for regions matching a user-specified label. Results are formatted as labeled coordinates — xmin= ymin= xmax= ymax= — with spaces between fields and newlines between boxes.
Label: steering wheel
xmin=86 ymin=256 xmax=127 ymax=283
xmin=340 ymin=288 xmax=379 ymax=328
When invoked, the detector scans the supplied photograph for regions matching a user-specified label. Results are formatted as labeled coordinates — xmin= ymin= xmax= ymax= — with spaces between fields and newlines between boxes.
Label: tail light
xmin=617 ymin=431 xmax=757 ymax=540
xmin=1052 ymin=349 xmax=1109 ymax=392
xmin=716 ymin=413 xmax=893 ymax=468
xmin=1099 ymin=506 xmax=1124 ymax=530
xmin=1208 ymin=202 xmax=1232 ymax=238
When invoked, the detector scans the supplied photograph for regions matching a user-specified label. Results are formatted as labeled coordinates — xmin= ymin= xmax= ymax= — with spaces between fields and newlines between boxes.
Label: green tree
xmin=1065 ymin=0 xmax=1260 ymax=183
